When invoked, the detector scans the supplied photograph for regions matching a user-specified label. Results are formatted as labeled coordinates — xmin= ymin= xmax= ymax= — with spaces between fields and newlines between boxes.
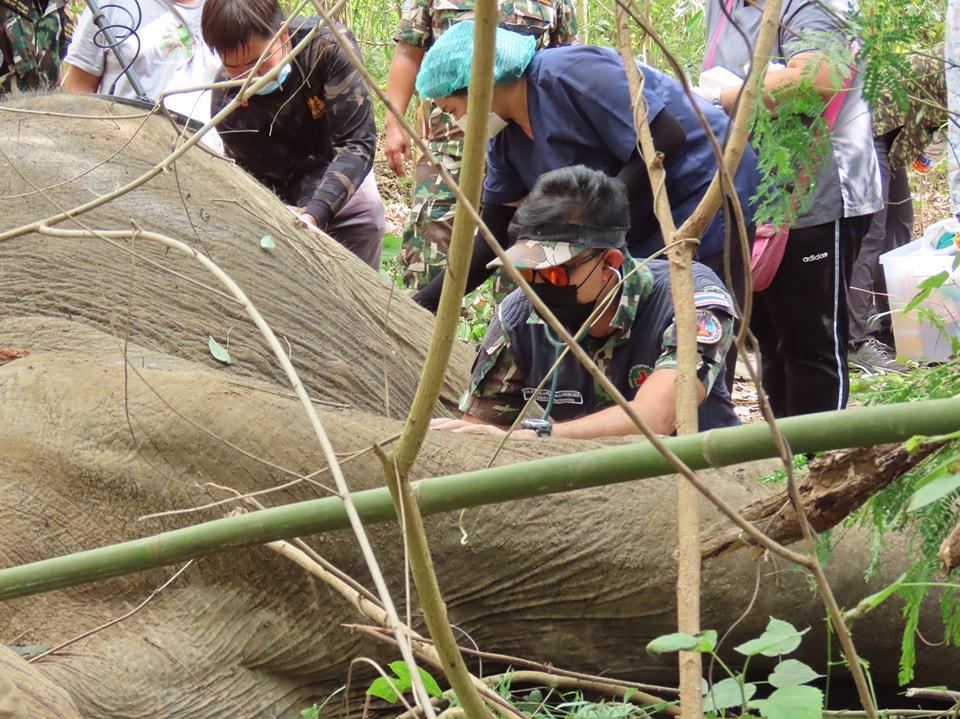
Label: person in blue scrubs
xmin=412 ymin=21 xmax=760 ymax=319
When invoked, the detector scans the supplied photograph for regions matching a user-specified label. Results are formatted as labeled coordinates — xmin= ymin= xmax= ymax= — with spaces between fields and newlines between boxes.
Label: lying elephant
xmin=0 ymin=94 xmax=955 ymax=717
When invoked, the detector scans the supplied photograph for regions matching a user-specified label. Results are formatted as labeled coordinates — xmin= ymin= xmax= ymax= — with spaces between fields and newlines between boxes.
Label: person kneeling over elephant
xmin=433 ymin=166 xmax=740 ymax=440
xmin=202 ymin=0 xmax=385 ymax=269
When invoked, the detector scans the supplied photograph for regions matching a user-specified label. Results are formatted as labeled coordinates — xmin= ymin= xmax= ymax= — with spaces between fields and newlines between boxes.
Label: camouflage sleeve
xmin=394 ymin=0 xmax=434 ymax=49
xmin=459 ymin=315 xmax=527 ymax=426
xmin=654 ymin=286 xmax=735 ymax=395
xmin=550 ymin=0 xmax=579 ymax=47
xmin=57 ymin=1 xmax=73 ymax=50
xmin=302 ymin=27 xmax=376 ymax=228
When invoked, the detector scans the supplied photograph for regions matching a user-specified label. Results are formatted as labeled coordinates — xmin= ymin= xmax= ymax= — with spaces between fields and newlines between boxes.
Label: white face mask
xmin=454 ymin=112 xmax=509 ymax=140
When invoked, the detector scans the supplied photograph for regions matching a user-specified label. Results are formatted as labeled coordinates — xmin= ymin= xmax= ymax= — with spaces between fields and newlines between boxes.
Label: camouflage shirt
xmin=395 ymin=0 xmax=577 ymax=51
xmin=462 ymin=255 xmax=740 ymax=431
xmin=0 ymin=0 xmax=72 ymax=94
xmin=871 ymin=48 xmax=947 ymax=171
xmin=212 ymin=19 xmax=375 ymax=228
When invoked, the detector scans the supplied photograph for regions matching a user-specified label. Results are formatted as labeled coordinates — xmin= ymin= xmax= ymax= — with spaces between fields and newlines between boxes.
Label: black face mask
xmin=530 ymin=283 xmax=595 ymax=330
xmin=529 ymin=255 xmax=604 ymax=332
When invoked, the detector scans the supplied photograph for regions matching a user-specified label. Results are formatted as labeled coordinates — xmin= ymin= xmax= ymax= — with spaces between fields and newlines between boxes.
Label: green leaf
xmin=260 ymin=234 xmax=276 ymax=252
xmin=702 ymin=677 xmax=757 ymax=712
xmin=417 ymin=667 xmax=443 ymax=699
xmin=768 ymin=659 xmax=822 ymax=688
xmin=694 ymin=629 xmax=718 ymax=652
xmin=917 ymin=271 xmax=950 ymax=290
xmin=903 ymin=286 xmax=933 ymax=314
xmin=734 ymin=618 xmax=807 ymax=658
xmin=646 ymin=632 xmax=700 ymax=653
xmin=10 ymin=645 xmax=47 ymax=657
xmin=380 ymin=233 xmax=402 ymax=264
xmin=387 ymin=660 xmax=411 ymax=683
xmin=207 ymin=336 xmax=231 ymax=365
xmin=367 ymin=677 xmax=400 ymax=703
xmin=907 ymin=471 xmax=960 ymax=512
xmin=300 ymin=705 xmax=320 ymax=719
xmin=753 ymin=685 xmax=823 ymax=719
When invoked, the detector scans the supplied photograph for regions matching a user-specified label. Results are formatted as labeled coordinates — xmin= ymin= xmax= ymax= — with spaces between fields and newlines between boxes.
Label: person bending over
xmin=63 ymin=0 xmax=221 ymax=149
xmin=201 ymin=0 xmax=385 ymax=269
xmin=411 ymin=21 xmax=760 ymax=318
xmin=433 ymin=166 xmax=740 ymax=441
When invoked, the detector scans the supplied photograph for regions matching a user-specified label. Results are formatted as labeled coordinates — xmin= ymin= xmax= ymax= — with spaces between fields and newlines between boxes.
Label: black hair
xmin=202 ymin=0 xmax=286 ymax=55
xmin=508 ymin=165 xmax=630 ymax=241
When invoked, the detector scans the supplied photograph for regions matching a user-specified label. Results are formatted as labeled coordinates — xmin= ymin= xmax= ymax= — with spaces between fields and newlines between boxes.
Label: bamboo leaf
xmin=207 ymin=336 xmax=231 ymax=365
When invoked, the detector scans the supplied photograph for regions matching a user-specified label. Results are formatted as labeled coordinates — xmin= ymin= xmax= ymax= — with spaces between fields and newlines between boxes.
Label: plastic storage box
xmin=878 ymin=238 xmax=960 ymax=362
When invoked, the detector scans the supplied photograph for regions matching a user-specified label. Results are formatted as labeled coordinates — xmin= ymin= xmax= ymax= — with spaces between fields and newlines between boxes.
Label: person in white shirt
xmin=62 ymin=0 xmax=222 ymax=150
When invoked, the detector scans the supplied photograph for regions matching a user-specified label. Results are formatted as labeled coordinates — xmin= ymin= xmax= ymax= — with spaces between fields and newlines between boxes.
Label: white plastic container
xmin=878 ymin=238 xmax=960 ymax=362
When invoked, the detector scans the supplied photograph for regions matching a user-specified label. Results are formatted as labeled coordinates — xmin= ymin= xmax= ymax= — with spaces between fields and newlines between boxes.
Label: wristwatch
xmin=520 ymin=418 xmax=553 ymax=437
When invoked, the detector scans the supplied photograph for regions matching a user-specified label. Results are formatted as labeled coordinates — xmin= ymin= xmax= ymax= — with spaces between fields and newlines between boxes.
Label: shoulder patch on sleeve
xmin=696 ymin=309 xmax=724 ymax=345
xmin=694 ymin=285 xmax=733 ymax=312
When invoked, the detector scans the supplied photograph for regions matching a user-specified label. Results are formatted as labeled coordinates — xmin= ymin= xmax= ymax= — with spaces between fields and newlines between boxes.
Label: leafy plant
xmin=849 ymin=349 xmax=960 ymax=683
xmin=366 ymin=660 xmax=443 ymax=703
xmin=647 ymin=617 xmax=824 ymax=719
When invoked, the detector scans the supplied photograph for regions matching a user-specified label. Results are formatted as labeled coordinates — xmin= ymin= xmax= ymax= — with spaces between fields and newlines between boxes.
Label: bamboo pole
xmin=0 ymin=398 xmax=957 ymax=600
xmin=378 ymin=1 xmax=499 ymax=716
xmin=613 ymin=11 xmax=701 ymax=716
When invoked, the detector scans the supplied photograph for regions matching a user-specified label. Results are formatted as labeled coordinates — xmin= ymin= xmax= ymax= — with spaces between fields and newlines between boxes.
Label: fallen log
xmin=941 ymin=522 xmax=960 ymax=574
xmin=700 ymin=442 xmax=943 ymax=559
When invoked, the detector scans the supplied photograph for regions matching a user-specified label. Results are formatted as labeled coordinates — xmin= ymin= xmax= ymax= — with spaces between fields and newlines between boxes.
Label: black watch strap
xmin=521 ymin=418 xmax=553 ymax=437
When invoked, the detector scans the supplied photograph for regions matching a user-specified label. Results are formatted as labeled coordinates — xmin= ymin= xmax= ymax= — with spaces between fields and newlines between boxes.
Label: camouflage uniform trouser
xmin=400 ymin=104 xmax=513 ymax=298
xmin=0 ymin=5 xmax=65 ymax=94
xmin=400 ymin=132 xmax=462 ymax=290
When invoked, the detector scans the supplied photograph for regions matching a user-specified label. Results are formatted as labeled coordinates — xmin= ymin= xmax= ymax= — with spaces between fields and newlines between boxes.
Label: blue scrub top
xmin=483 ymin=45 xmax=760 ymax=259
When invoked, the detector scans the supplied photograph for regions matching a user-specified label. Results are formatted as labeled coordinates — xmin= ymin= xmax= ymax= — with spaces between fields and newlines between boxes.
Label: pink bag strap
xmin=821 ymin=45 xmax=859 ymax=131
xmin=704 ymin=0 xmax=738 ymax=70
xmin=705 ymin=0 xmax=857 ymax=131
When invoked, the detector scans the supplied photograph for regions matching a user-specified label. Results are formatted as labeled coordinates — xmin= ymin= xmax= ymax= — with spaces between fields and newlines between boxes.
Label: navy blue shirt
xmin=483 ymin=46 xmax=760 ymax=258
xmin=463 ymin=256 xmax=740 ymax=431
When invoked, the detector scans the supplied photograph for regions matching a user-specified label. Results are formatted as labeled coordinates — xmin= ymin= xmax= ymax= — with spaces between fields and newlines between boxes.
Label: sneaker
xmin=848 ymin=337 xmax=907 ymax=375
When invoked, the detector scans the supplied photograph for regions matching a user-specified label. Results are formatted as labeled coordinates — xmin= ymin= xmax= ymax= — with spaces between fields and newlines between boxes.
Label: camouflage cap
xmin=487 ymin=223 xmax=628 ymax=269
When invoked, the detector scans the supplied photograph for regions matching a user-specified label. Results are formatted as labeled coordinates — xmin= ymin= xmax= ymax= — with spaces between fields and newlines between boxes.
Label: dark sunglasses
xmin=518 ymin=250 xmax=601 ymax=287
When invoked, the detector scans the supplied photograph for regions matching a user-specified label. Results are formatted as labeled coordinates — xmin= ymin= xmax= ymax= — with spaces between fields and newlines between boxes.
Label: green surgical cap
xmin=415 ymin=20 xmax=537 ymax=100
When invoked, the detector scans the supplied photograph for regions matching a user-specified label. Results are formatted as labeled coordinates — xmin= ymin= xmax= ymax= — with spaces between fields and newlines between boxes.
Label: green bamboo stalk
xmin=0 ymin=398 xmax=957 ymax=600
xmin=379 ymin=1 xmax=498 ymax=716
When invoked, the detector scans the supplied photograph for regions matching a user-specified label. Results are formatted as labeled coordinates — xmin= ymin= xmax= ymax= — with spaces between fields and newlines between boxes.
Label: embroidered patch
xmin=693 ymin=285 xmax=733 ymax=311
xmin=522 ymin=388 xmax=583 ymax=405
xmin=696 ymin=309 xmax=723 ymax=345
xmin=629 ymin=364 xmax=652 ymax=389
xmin=306 ymin=96 xmax=326 ymax=119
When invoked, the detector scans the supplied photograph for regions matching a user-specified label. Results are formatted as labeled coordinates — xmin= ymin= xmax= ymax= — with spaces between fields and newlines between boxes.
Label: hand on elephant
xmin=287 ymin=205 xmax=320 ymax=230
xmin=429 ymin=417 xmax=536 ymax=439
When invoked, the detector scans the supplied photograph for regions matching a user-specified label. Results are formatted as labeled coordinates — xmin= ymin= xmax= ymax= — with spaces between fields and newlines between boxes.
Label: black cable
xmin=86 ymin=0 xmax=152 ymax=103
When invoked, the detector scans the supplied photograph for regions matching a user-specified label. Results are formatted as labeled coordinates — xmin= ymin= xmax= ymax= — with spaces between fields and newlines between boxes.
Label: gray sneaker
xmin=849 ymin=337 xmax=907 ymax=375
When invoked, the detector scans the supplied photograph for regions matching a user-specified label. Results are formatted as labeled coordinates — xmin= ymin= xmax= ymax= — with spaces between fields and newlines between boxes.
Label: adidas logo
xmin=802 ymin=252 xmax=829 ymax=263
